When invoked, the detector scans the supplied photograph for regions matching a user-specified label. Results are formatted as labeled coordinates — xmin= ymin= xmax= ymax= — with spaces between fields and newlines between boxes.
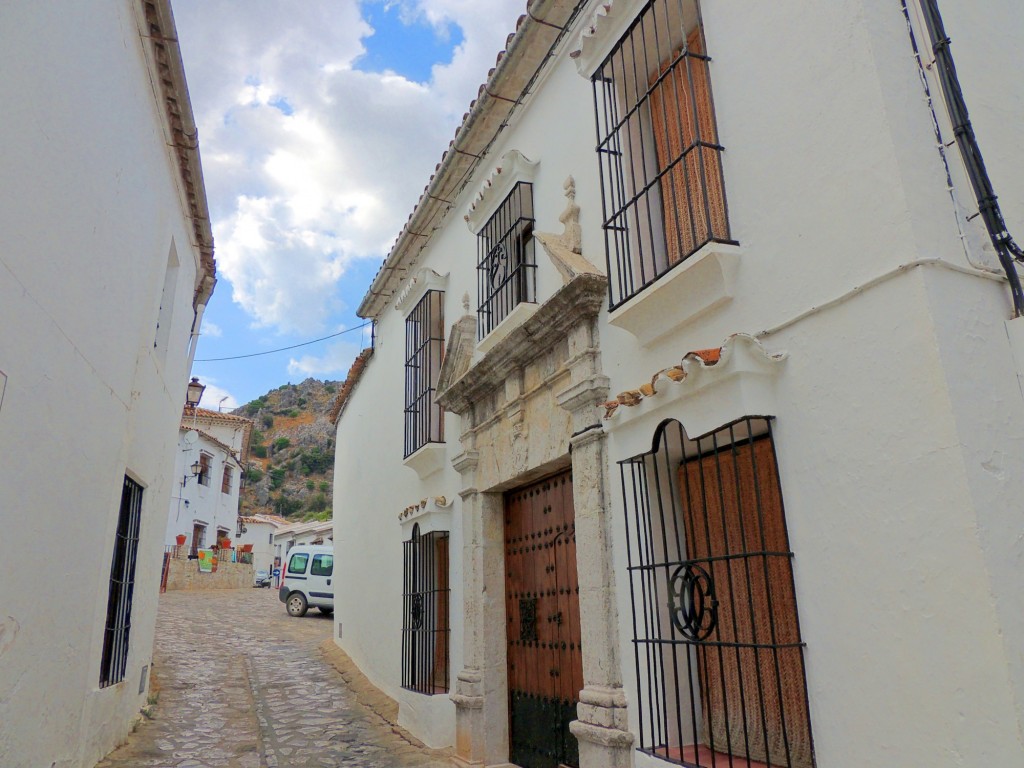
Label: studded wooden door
xmin=504 ymin=469 xmax=583 ymax=768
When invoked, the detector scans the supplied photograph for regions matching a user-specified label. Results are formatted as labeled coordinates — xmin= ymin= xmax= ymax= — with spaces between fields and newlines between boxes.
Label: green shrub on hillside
xmin=272 ymin=495 xmax=303 ymax=517
xmin=252 ymin=445 xmax=268 ymax=459
xmin=269 ymin=468 xmax=286 ymax=490
xmin=299 ymin=447 xmax=334 ymax=476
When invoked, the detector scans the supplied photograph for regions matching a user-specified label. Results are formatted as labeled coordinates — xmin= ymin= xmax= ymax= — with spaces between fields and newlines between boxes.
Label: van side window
xmin=288 ymin=553 xmax=309 ymax=574
xmin=311 ymin=554 xmax=333 ymax=576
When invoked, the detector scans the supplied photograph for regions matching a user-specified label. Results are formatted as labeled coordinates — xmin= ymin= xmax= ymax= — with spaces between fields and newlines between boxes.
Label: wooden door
xmin=504 ymin=469 xmax=583 ymax=768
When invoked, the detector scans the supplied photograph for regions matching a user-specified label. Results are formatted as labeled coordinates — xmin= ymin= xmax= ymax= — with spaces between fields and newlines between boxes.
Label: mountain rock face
xmin=233 ymin=378 xmax=340 ymax=521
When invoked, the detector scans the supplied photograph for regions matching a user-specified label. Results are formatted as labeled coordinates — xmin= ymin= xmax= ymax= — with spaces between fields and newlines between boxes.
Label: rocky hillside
xmin=233 ymin=378 xmax=341 ymax=521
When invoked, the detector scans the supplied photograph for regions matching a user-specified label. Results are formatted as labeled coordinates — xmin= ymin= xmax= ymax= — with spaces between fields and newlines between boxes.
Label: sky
xmin=173 ymin=0 xmax=526 ymax=410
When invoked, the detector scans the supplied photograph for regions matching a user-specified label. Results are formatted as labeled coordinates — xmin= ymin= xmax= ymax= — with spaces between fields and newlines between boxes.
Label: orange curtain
xmin=649 ymin=28 xmax=728 ymax=266
xmin=679 ymin=438 xmax=813 ymax=768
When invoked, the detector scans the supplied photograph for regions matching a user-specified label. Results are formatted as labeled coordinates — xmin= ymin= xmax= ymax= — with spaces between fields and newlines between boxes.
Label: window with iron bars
xmin=401 ymin=525 xmax=450 ymax=694
xmin=198 ymin=452 xmax=212 ymax=487
xmin=476 ymin=181 xmax=536 ymax=339
xmin=592 ymin=0 xmax=735 ymax=310
xmin=221 ymin=464 xmax=233 ymax=494
xmin=404 ymin=289 xmax=445 ymax=458
xmin=100 ymin=476 xmax=144 ymax=688
xmin=619 ymin=417 xmax=814 ymax=768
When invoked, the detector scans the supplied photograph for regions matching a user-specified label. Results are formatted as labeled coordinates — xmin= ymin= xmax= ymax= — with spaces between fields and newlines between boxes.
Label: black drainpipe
xmin=902 ymin=0 xmax=1024 ymax=316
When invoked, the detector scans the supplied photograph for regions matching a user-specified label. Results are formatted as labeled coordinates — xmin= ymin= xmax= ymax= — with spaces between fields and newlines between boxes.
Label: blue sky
xmin=173 ymin=0 xmax=524 ymax=409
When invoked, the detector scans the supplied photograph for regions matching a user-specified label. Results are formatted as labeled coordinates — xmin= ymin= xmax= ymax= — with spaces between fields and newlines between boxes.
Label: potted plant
xmin=175 ymin=534 xmax=187 ymax=546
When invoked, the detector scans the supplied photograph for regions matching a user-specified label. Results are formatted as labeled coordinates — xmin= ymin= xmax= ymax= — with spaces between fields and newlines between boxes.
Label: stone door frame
xmin=437 ymin=273 xmax=633 ymax=768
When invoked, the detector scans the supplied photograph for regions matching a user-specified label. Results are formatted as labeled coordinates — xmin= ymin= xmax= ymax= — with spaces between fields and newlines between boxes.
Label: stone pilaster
xmin=557 ymin=340 xmax=634 ymax=768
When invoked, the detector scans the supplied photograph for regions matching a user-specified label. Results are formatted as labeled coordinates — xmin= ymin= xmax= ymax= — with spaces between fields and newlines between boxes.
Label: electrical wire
xmin=194 ymin=322 xmax=372 ymax=362
xmin=913 ymin=0 xmax=1024 ymax=316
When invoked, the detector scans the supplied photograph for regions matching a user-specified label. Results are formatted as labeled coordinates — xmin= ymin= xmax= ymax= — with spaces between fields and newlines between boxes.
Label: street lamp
xmin=183 ymin=459 xmax=202 ymax=487
xmin=185 ymin=377 xmax=206 ymax=409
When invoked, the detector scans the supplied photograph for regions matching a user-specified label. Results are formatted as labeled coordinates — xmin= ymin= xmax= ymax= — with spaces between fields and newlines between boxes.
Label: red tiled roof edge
xmin=328 ymin=347 xmax=375 ymax=426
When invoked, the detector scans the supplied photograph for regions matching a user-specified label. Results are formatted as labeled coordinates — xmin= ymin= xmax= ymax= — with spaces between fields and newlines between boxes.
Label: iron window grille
xmin=476 ymin=181 xmax=536 ymax=339
xmin=592 ymin=0 xmax=735 ymax=310
xmin=198 ymin=452 xmax=212 ymax=487
xmin=619 ymin=417 xmax=814 ymax=768
xmin=99 ymin=476 xmax=144 ymax=687
xmin=404 ymin=289 xmax=445 ymax=458
xmin=221 ymin=464 xmax=233 ymax=494
xmin=402 ymin=525 xmax=450 ymax=695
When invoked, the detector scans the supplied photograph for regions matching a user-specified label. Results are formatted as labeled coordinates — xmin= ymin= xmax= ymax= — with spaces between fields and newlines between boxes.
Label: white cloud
xmin=194 ymin=380 xmax=240 ymax=411
xmin=174 ymin=0 xmax=524 ymax=335
xmin=201 ymin=321 xmax=223 ymax=338
xmin=287 ymin=339 xmax=362 ymax=378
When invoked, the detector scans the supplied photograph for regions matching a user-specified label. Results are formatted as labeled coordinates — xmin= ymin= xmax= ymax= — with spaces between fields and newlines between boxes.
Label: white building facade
xmin=165 ymin=408 xmax=253 ymax=553
xmin=236 ymin=514 xmax=289 ymax=575
xmin=332 ymin=2 xmax=1024 ymax=767
xmin=0 ymin=2 xmax=216 ymax=767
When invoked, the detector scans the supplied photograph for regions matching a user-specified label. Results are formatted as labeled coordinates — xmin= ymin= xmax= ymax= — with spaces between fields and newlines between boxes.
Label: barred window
xmin=592 ymin=0 xmax=733 ymax=309
xmin=402 ymin=525 xmax=450 ymax=694
xmin=619 ymin=418 xmax=814 ymax=767
xmin=100 ymin=476 xmax=144 ymax=687
xmin=476 ymin=182 xmax=536 ymax=339
xmin=221 ymin=464 xmax=233 ymax=494
xmin=198 ymin=452 xmax=212 ymax=487
xmin=404 ymin=290 xmax=445 ymax=458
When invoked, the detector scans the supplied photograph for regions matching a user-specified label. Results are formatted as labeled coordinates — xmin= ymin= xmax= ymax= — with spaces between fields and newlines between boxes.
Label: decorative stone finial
xmin=462 ymin=292 xmax=471 ymax=313
xmin=533 ymin=174 xmax=603 ymax=285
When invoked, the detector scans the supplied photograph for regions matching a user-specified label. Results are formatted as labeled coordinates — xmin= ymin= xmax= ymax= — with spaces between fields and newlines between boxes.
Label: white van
xmin=278 ymin=544 xmax=334 ymax=617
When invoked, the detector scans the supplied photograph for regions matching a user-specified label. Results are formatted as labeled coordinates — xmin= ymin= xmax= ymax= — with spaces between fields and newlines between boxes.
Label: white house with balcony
xmin=330 ymin=2 xmax=1024 ymax=767
xmin=166 ymin=406 xmax=253 ymax=555
xmin=0 ymin=2 xmax=216 ymax=766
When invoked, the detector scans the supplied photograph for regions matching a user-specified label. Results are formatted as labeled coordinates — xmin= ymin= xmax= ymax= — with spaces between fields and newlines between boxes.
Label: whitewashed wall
xmin=164 ymin=427 xmax=243 ymax=549
xmin=0 ymin=3 xmax=210 ymax=767
xmin=333 ymin=0 xmax=1024 ymax=763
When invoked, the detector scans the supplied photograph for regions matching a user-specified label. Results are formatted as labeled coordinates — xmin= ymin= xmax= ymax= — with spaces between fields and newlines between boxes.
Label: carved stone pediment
xmin=436 ymin=315 xmax=477 ymax=405
xmin=436 ymin=272 xmax=607 ymax=416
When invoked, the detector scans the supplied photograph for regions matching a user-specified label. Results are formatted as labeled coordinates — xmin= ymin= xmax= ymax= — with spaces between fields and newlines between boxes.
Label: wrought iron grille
xmin=619 ymin=417 xmax=814 ymax=768
xmin=401 ymin=525 xmax=450 ymax=694
xmin=591 ymin=0 xmax=734 ymax=310
xmin=476 ymin=181 xmax=536 ymax=339
xmin=100 ymin=476 xmax=144 ymax=688
xmin=404 ymin=289 xmax=445 ymax=458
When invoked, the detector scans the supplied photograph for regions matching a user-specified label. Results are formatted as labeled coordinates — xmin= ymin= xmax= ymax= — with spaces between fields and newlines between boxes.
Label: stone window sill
xmin=403 ymin=442 xmax=446 ymax=480
xmin=608 ymin=242 xmax=741 ymax=348
xmin=475 ymin=301 xmax=539 ymax=357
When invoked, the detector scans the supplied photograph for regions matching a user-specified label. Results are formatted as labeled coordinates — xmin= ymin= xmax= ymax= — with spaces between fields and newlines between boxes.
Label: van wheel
xmin=318 ymin=607 xmax=333 ymax=615
xmin=286 ymin=592 xmax=308 ymax=617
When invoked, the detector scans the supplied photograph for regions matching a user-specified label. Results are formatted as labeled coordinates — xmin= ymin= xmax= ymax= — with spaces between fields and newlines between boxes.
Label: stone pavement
xmin=96 ymin=589 xmax=452 ymax=768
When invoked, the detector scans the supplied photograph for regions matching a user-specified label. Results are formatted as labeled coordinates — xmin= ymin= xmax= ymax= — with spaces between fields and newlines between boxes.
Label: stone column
xmin=556 ymin=318 xmax=634 ymax=768
xmin=450 ymin=450 xmax=509 ymax=767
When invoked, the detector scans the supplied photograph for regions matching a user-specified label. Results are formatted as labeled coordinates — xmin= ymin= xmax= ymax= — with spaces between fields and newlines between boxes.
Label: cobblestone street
xmin=96 ymin=589 xmax=452 ymax=768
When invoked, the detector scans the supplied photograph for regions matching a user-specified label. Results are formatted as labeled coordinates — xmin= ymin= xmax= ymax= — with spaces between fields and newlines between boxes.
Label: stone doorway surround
xmin=436 ymin=255 xmax=633 ymax=767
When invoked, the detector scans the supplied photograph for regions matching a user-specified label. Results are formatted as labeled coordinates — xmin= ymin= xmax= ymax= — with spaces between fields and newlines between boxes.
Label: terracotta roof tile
xmin=328 ymin=347 xmax=374 ymax=425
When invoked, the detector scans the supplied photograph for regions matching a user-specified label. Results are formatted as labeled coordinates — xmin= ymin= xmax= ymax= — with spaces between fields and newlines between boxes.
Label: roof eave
xmin=356 ymin=0 xmax=584 ymax=320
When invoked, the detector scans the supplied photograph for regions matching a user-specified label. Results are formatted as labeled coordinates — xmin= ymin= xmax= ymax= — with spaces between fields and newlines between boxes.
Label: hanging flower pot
xmin=175 ymin=534 xmax=187 ymax=546
xmin=219 ymin=538 xmax=231 ymax=550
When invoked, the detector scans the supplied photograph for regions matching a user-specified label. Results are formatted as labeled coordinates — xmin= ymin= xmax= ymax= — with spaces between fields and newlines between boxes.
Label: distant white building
xmin=236 ymin=513 xmax=290 ymax=574
xmin=0 ymin=2 xmax=216 ymax=767
xmin=331 ymin=1 xmax=1024 ymax=767
xmin=273 ymin=519 xmax=334 ymax=563
xmin=165 ymin=407 xmax=253 ymax=554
